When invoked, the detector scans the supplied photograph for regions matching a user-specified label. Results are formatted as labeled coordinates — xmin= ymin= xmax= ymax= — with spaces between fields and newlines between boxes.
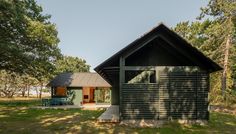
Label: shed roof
xmin=48 ymin=72 xmax=111 ymax=87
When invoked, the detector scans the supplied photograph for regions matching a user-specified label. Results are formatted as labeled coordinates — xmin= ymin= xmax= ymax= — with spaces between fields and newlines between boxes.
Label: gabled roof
xmin=95 ymin=23 xmax=222 ymax=74
xmin=48 ymin=72 xmax=111 ymax=87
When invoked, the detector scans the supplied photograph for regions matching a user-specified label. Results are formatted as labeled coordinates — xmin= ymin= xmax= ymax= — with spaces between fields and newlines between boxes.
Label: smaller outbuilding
xmin=47 ymin=72 xmax=111 ymax=106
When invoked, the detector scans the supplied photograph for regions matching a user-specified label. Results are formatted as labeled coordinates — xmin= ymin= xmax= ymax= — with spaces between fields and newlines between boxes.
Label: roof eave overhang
xmin=94 ymin=23 xmax=223 ymax=78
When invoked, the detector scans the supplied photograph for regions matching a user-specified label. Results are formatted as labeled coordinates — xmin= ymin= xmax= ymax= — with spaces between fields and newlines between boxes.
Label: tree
xmin=174 ymin=0 xmax=236 ymax=104
xmin=0 ymin=0 xmax=61 ymax=75
xmin=0 ymin=70 xmax=23 ymax=98
xmin=0 ymin=0 xmax=62 ymax=98
xmin=20 ymin=75 xmax=38 ymax=97
xmin=198 ymin=0 xmax=236 ymax=100
xmin=0 ymin=1 xmax=91 ymax=98
xmin=174 ymin=20 xmax=212 ymax=50
xmin=55 ymin=55 xmax=90 ymax=75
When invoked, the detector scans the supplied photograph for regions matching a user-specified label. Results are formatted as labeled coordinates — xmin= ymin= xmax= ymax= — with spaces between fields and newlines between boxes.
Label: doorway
xmin=82 ymin=87 xmax=95 ymax=104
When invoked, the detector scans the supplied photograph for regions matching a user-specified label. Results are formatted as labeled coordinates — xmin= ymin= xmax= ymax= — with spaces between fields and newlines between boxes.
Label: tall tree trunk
xmin=22 ymin=85 xmax=26 ymax=97
xmin=35 ymin=87 xmax=39 ymax=98
xmin=39 ymin=82 xmax=43 ymax=98
xmin=221 ymin=35 xmax=231 ymax=100
xmin=27 ymin=85 xmax=30 ymax=97
xmin=22 ymin=89 xmax=25 ymax=97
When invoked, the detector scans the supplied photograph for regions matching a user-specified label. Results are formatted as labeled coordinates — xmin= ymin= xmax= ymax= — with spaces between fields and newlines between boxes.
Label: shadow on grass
xmin=0 ymin=100 xmax=236 ymax=134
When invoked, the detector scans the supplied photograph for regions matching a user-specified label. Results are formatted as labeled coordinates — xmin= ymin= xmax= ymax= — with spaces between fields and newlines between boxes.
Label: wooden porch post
xmin=119 ymin=56 xmax=125 ymax=120
xmin=51 ymin=87 xmax=53 ymax=98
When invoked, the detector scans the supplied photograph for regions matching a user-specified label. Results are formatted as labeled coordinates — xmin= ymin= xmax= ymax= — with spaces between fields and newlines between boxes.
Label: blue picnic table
xmin=42 ymin=98 xmax=72 ymax=106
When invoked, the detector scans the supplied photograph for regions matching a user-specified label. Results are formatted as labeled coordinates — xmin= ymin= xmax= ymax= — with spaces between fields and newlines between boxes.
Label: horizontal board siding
xmin=197 ymin=73 xmax=209 ymax=120
xmin=166 ymin=72 xmax=208 ymax=120
xmin=121 ymin=84 xmax=159 ymax=119
xmin=170 ymin=72 xmax=208 ymax=120
xmin=121 ymin=72 xmax=209 ymax=120
xmin=167 ymin=72 xmax=197 ymax=120
xmin=159 ymin=80 xmax=170 ymax=119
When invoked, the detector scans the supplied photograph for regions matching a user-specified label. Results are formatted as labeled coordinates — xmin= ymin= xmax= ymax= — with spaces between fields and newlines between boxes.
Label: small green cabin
xmin=48 ymin=72 xmax=111 ymax=106
xmin=95 ymin=23 xmax=222 ymax=120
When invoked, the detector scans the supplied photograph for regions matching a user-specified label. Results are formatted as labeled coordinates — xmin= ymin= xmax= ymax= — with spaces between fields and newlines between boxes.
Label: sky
xmin=36 ymin=0 xmax=208 ymax=72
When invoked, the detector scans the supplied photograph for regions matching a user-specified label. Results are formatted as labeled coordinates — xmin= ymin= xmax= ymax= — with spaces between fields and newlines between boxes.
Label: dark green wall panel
xmin=121 ymin=72 xmax=209 ymax=120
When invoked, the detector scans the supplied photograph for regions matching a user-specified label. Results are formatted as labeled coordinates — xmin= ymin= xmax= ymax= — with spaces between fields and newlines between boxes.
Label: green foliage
xmin=0 ymin=0 xmax=61 ymax=76
xmin=174 ymin=20 xmax=212 ymax=51
xmin=0 ymin=70 xmax=22 ymax=97
xmin=95 ymin=88 xmax=111 ymax=103
xmin=0 ymin=0 xmax=91 ymax=98
xmin=198 ymin=0 xmax=236 ymax=21
xmin=55 ymin=55 xmax=90 ymax=75
xmin=0 ymin=70 xmax=38 ymax=97
xmin=174 ymin=0 xmax=236 ymax=104
xmin=0 ymin=0 xmax=62 ymax=98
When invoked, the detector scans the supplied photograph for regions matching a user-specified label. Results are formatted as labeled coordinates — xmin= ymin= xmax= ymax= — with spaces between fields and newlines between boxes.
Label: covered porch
xmin=49 ymin=86 xmax=111 ymax=106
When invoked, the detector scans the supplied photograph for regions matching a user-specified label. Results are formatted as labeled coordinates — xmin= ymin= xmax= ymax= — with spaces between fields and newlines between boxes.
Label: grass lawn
xmin=0 ymin=99 xmax=236 ymax=134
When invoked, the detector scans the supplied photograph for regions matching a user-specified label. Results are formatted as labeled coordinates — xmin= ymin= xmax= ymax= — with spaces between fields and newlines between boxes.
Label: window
xmin=55 ymin=87 xmax=67 ymax=96
xmin=125 ymin=70 xmax=156 ymax=84
xmin=84 ymin=95 xmax=89 ymax=99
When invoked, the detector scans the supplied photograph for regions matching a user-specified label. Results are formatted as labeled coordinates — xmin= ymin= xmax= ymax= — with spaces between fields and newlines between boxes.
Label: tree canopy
xmin=55 ymin=55 xmax=90 ymax=75
xmin=0 ymin=0 xmax=61 ymax=75
xmin=174 ymin=0 xmax=236 ymax=104
xmin=0 ymin=0 xmax=91 ymax=98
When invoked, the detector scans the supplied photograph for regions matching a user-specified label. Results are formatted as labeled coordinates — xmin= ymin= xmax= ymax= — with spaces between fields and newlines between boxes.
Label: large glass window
xmin=125 ymin=70 xmax=156 ymax=84
xmin=95 ymin=88 xmax=111 ymax=103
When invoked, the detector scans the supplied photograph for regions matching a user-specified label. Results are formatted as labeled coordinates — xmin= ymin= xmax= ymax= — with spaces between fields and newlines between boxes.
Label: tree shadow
xmin=121 ymin=66 xmax=208 ymax=121
xmin=161 ymin=66 xmax=208 ymax=120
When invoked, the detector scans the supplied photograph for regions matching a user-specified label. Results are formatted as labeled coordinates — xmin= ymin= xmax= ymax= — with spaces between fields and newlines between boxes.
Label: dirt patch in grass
xmin=210 ymin=105 xmax=236 ymax=115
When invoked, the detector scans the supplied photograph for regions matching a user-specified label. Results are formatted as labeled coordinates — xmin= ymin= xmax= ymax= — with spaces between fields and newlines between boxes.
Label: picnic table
xmin=42 ymin=98 xmax=72 ymax=106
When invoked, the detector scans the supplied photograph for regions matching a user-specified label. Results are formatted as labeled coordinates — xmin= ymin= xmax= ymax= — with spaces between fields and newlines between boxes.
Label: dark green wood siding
xmin=196 ymin=73 xmax=209 ymax=120
xmin=121 ymin=71 xmax=209 ymax=120
xmin=121 ymin=84 xmax=159 ymax=119
xmin=167 ymin=72 xmax=208 ymax=120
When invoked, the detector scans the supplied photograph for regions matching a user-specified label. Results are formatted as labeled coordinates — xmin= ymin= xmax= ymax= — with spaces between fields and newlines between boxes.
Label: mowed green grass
xmin=0 ymin=99 xmax=236 ymax=134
